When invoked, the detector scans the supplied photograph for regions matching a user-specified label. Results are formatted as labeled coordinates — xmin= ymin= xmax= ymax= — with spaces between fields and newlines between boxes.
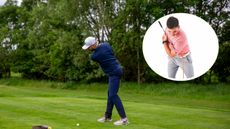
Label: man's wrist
xmin=162 ymin=41 xmax=168 ymax=44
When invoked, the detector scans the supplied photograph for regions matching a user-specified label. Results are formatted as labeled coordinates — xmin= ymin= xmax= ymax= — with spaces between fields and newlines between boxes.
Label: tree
xmin=0 ymin=0 xmax=229 ymax=83
xmin=0 ymin=1 xmax=21 ymax=78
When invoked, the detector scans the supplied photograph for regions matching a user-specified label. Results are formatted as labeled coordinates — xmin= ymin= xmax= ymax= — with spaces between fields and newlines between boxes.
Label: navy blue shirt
xmin=91 ymin=42 xmax=122 ymax=76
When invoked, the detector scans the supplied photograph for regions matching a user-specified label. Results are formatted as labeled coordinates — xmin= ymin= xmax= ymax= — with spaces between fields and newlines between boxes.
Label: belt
xmin=179 ymin=52 xmax=190 ymax=58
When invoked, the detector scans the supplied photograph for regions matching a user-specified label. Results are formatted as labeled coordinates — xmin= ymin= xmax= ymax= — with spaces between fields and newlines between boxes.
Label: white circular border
xmin=143 ymin=13 xmax=219 ymax=81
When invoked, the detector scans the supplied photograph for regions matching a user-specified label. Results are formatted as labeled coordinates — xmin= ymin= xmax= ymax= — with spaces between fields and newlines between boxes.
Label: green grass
xmin=0 ymin=78 xmax=229 ymax=129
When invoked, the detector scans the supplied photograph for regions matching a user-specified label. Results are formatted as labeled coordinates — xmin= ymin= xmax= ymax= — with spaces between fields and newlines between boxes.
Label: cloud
xmin=0 ymin=0 xmax=22 ymax=6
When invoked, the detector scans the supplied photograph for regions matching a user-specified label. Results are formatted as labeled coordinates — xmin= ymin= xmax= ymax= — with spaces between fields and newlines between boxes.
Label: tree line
xmin=0 ymin=0 xmax=229 ymax=83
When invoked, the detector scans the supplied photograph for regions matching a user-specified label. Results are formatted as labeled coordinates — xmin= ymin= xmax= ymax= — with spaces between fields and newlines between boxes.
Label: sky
xmin=0 ymin=0 xmax=22 ymax=6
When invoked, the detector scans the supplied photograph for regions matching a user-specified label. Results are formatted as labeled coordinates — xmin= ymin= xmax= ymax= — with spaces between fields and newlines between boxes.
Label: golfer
xmin=82 ymin=37 xmax=129 ymax=125
xmin=162 ymin=16 xmax=194 ymax=79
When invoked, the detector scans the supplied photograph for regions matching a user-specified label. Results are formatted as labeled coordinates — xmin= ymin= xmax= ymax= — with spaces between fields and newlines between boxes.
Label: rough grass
xmin=0 ymin=78 xmax=229 ymax=129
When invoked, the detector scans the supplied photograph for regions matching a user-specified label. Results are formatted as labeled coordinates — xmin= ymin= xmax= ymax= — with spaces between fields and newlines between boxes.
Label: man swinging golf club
xmin=82 ymin=37 xmax=129 ymax=125
xmin=161 ymin=16 xmax=194 ymax=79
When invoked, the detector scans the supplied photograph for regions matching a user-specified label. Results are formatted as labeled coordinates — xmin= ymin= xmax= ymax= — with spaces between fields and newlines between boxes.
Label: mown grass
xmin=0 ymin=77 xmax=229 ymax=129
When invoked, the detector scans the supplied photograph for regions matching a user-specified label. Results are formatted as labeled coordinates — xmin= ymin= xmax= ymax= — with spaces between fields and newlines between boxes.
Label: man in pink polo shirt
xmin=162 ymin=16 xmax=194 ymax=79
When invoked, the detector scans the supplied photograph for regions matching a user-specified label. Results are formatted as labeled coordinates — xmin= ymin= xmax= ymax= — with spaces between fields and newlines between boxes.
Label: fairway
xmin=0 ymin=79 xmax=230 ymax=129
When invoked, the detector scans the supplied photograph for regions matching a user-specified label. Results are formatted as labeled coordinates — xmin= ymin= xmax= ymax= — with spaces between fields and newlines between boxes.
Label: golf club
xmin=158 ymin=21 xmax=166 ymax=34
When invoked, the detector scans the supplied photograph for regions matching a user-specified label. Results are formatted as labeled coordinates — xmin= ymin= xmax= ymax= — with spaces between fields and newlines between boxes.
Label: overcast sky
xmin=0 ymin=0 xmax=22 ymax=6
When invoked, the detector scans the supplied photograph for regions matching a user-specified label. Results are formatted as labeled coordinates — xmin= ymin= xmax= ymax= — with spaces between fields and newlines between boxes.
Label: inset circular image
xmin=143 ymin=13 xmax=219 ymax=81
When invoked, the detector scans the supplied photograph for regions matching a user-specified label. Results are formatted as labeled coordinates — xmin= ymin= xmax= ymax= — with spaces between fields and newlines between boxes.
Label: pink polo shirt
xmin=166 ymin=28 xmax=190 ymax=57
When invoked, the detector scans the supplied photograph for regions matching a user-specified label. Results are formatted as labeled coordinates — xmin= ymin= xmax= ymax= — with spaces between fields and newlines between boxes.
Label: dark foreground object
xmin=32 ymin=125 xmax=51 ymax=129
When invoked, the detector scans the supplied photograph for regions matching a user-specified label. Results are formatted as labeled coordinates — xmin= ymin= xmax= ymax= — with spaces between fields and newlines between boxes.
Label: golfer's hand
xmin=162 ymin=34 xmax=167 ymax=42
xmin=170 ymin=50 xmax=176 ymax=57
xmin=169 ymin=43 xmax=173 ymax=50
xmin=169 ymin=44 xmax=176 ymax=57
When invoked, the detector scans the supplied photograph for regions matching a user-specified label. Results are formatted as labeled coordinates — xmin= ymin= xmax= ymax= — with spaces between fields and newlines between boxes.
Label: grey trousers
xmin=168 ymin=54 xmax=194 ymax=79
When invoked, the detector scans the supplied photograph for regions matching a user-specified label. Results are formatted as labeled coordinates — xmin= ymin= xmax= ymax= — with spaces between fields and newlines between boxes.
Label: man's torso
xmin=166 ymin=28 xmax=190 ymax=57
xmin=91 ymin=42 xmax=121 ymax=76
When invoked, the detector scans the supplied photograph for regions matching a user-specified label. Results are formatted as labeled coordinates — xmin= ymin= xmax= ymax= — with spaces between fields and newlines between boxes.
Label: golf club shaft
xmin=158 ymin=21 xmax=166 ymax=34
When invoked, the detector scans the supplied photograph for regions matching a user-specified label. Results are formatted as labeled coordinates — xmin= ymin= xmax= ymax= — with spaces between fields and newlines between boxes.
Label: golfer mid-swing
xmin=162 ymin=16 xmax=194 ymax=79
xmin=82 ymin=37 xmax=129 ymax=125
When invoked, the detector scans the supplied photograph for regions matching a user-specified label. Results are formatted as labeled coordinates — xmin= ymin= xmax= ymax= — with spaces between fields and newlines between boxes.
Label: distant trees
xmin=0 ymin=0 xmax=229 ymax=83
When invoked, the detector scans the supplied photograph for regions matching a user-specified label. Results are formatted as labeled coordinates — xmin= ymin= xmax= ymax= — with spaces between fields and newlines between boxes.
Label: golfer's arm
xmin=163 ymin=43 xmax=174 ymax=57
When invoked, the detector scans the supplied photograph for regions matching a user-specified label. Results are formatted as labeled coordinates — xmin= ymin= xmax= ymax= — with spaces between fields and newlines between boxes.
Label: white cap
xmin=82 ymin=37 xmax=97 ymax=50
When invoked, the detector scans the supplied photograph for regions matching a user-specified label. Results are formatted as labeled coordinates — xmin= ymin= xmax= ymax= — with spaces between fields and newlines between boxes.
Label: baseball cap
xmin=82 ymin=37 xmax=97 ymax=50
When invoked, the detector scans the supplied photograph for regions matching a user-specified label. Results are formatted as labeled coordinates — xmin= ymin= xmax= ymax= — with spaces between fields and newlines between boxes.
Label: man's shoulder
xmin=100 ymin=42 xmax=110 ymax=45
xmin=99 ymin=42 xmax=111 ymax=48
xmin=179 ymin=28 xmax=187 ymax=38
